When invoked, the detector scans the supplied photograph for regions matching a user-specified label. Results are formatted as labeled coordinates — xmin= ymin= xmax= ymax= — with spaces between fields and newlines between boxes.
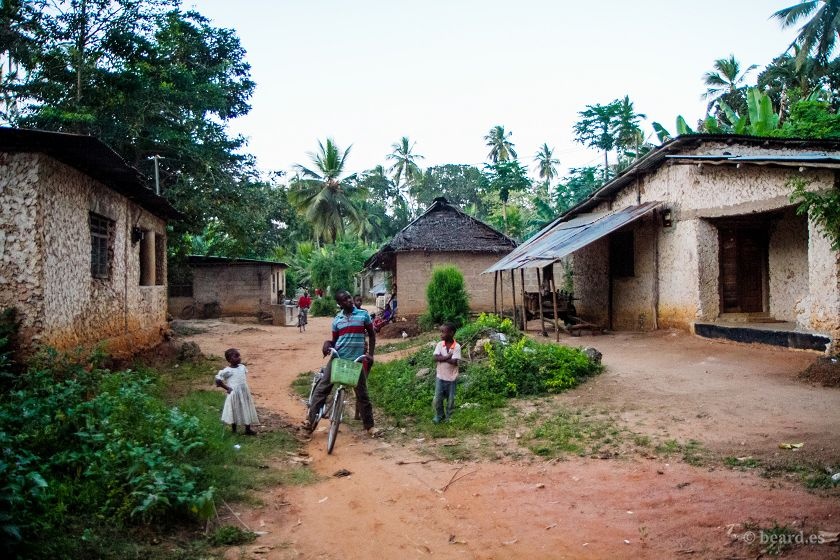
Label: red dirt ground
xmin=180 ymin=317 xmax=840 ymax=559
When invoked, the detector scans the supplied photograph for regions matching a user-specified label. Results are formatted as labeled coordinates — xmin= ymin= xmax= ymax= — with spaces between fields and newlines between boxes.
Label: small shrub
xmin=422 ymin=266 xmax=470 ymax=328
xmin=310 ymin=297 xmax=337 ymax=317
xmin=208 ymin=526 xmax=256 ymax=546
xmin=455 ymin=313 xmax=520 ymax=347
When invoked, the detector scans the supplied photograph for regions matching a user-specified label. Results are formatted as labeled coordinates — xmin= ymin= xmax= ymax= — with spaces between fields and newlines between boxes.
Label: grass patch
xmin=292 ymin=371 xmax=314 ymax=399
xmin=170 ymin=321 xmax=209 ymax=337
xmin=655 ymin=438 xmax=707 ymax=466
xmin=527 ymin=408 xmax=625 ymax=458
xmin=208 ymin=525 xmax=256 ymax=547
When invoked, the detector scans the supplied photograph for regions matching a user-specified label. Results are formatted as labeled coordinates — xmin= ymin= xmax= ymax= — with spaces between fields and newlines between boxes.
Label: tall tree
xmin=484 ymin=125 xmax=517 ymax=163
xmin=484 ymin=159 xmax=531 ymax=232
xmin=573 ymin=101 xmax=620 ymax=180
xmin=289 ymin=138 xmax=361 ymax=245
xmin=612 ymin=95 xmax=646 ymax=160
xmin=773 ymin=0 xmax=840 ymax=67
xmin=412 ymin=164 xmax=490 ymax=215
xmin=533 ymin=143 xmax=560 ymax=187
xmin=386 ymin=136 xmax=423 ymax=212
xmin=701 ymin=54 xmax=758 ymax=114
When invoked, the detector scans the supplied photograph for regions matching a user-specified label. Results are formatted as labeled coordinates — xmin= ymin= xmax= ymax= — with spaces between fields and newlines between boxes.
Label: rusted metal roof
xmin=0 ymin=127 xmax=181 ymax=219
xmin=484 ymin=201 xmax=661 ymax=273
xmin=188 ymin=255 xmax=288 ymax=267
xmin=559 ymin=134 xmax=840 ymax=219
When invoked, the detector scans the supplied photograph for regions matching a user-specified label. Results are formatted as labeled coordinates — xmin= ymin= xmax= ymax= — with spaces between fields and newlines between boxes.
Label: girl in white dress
xmin=215 ymin=348 xmax=259 ymax=435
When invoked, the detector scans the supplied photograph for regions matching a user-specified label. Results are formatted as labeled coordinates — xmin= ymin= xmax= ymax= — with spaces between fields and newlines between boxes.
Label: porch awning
xmin=484 ymin=201 xmax=662 ymax=273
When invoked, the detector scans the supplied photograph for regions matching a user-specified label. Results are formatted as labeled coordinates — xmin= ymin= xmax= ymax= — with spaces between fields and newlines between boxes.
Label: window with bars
xmin=90 ymin=213 xmax=115 ymax=279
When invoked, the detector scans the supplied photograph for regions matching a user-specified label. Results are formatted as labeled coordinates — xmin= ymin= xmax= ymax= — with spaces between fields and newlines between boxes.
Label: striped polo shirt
xmin=332 ymin=307 xmax=372 ymax=360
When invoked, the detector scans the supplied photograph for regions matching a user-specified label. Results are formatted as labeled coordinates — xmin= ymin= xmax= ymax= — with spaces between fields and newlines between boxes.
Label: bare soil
xmin=800 ymin=357 xmax=840 ymax=388
xmin=179 ymin=318 xmax=840 ymax=559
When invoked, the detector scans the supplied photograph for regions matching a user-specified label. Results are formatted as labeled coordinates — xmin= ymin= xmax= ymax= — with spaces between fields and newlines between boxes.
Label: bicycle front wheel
xmin=327 ymin=387 xmax=345 ymax=454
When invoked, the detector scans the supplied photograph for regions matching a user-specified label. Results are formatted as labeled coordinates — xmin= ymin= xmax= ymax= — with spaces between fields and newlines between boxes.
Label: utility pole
xmin=147 ymin=155 xmax=164 ymax=195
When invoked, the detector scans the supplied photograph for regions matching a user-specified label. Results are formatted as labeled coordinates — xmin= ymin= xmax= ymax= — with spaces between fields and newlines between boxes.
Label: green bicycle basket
xmin=331 ymin=358 xmax=363 ymax=387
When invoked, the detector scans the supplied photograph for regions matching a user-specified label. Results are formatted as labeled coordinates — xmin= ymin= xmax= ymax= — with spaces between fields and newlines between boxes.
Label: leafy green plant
xmin=455 ymin=313 xmax=520 ymax=348
xmin=790 ymin=176 xmax=840 ymax=251
xmin=422 ymin=266 xmax=470 ymax=328
xmin=310 ymin=296 xmax=337 ymax=317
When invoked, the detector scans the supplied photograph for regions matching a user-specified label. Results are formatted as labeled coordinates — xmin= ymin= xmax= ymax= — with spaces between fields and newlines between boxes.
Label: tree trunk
xmin=603 ymin=149 xmax=609 ymax=181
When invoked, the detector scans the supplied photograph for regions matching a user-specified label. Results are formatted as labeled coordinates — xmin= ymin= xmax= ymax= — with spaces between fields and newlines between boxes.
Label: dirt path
xmin=182 ymin=318 xmax=840 ymax=559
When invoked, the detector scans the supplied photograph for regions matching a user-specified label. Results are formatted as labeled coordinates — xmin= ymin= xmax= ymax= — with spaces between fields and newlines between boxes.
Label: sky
xmin=187 ymin=0 xmax=801 ymax=179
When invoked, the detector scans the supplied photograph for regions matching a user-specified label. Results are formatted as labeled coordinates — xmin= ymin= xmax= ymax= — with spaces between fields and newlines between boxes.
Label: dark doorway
xmin=719 ymin=227 xmax=768 ymax=313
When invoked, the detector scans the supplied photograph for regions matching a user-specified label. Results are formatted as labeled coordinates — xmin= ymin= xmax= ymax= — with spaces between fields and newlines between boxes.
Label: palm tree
xmin=386 ymin=136 xmax=424 ymax=213
xmin=572 ymin=102 xmax=620 ymax=180
xmin=773 ymin=0 xmax=840 ymax=67
xmin=289 ymin=138 xmax=360 ymax=245
xmin=612 ymin=96 xmax=646 ymax=160
xmin=533 ymin=143 xmax=560 ymax=187
xmin=485 ymin=125 xmax=517 ymax=163
xmin=702 ymin=54 xmax=758 ymax=113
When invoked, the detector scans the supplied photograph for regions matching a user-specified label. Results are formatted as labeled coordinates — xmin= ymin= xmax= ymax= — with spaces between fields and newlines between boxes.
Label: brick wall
xmin=192 ymin=264 xmax=274 ymax=316
xmin=394 ymin=251 xmax=513 ymax=315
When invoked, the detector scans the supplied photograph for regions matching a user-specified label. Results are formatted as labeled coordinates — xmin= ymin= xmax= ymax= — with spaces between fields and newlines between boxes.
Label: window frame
xmin=89 ymin=212 xmax=115 ymax=280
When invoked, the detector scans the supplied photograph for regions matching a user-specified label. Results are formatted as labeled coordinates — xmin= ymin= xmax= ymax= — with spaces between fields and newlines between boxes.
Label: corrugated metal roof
xmin=188 ymin=255 xmax=288 ymax=267
xmin=484 ymin=201 xmax=661 ymax=273
xmin=666 ymin=154 xmax=840 ymax=165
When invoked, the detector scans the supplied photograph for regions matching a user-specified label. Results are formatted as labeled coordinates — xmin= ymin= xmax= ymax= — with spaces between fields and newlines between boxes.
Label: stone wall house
xmin=366 ymin=197 xmax=517 ymax=315
xmin=488 ymin=135 xmax=840 ymax=353
xmin=0 ymin=128 xmax=180 ymax=357
xmin=168 ymin=255 xmax=287 ymax=318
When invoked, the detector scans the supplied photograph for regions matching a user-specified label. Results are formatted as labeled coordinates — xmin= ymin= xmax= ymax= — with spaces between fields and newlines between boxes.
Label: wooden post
xmin=536 ymin=268 xmax=546 ymax=336
xmin=500 ymin=270 xmax=504 ymax=318
xmin=550 ymin=274 xmax=560 ymax=342
xmin=510 ymin=270 xmax=517 ymax=326
xmin=520 ymin=268 xmax=527 ymax=331
xmin=493 ymin=271 xmax=498 ymax=315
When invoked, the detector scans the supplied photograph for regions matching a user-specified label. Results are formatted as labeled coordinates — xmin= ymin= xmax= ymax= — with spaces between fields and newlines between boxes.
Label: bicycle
xmin=306 ymin=348 xmax=366 ymax=454
xmin=297 ymin=308 xmax=308 ymax=332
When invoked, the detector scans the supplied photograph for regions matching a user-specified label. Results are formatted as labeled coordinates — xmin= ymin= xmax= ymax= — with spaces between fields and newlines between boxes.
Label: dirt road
xmin=183 ymin=318 xmax=839 ymax=559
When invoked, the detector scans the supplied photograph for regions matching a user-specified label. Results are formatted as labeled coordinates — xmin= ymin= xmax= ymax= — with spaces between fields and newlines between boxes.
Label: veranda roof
xmin=484 ymin=201 xmax=662 ymax=273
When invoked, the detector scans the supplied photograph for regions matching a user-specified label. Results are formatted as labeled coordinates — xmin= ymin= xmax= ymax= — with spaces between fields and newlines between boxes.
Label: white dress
xmin=216 ymin=365 xmax=260 ymax=425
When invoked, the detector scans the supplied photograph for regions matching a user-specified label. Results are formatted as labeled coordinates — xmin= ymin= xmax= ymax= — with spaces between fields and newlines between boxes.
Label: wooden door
xmin=719 ymin=228 xmax=767 ymax=313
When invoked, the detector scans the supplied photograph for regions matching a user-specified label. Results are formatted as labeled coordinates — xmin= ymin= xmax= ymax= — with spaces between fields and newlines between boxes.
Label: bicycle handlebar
xmin=327 ymin=348 xmax=368 ymax=363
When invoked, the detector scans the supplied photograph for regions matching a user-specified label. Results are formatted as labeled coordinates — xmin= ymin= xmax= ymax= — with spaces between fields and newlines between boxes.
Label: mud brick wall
xmin=580 ymin=151 xmax=839 ymax=345
xmin=192 ymin=264 xmax=275 ymax=316
xmin=0 ymin=153 xmax=168 ymax=357
xmin=394 ymin=251 xmax=513 ymax=315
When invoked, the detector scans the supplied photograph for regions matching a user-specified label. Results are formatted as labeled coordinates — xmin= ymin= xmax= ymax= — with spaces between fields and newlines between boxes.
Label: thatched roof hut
xmin=367 ymin=197 xmax=516 ymax=315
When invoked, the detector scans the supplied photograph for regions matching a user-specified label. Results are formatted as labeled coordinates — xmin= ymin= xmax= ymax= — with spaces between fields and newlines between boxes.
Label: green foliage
xmin=412 ymin=164 xmax=490 ymax=214
xmin=555 ymin=166 xmax=603 ymax=212
xmin=0 ymin=358 xmax=213 ymax=555
xmin=208 ymin=526 xmax=256 ymax=546
xmin=368 ymin=316 xmax=601 ymax=436
xmin=777 ymin=100 xmax=840 ymax=138
xmin=482 ymin=337 xmax=600 ymax=397
xmin=423 ymin=266 xmax=470 ymax=328
xmin=790 ymin=176 xmax=840 ymax=250
xmin=454 ymin=313 xmax=520 ymax=348
xmin=308 ymin=239 xmax=374 ymax=296
xmin=310 ymin=296 xmax=337 ymax=317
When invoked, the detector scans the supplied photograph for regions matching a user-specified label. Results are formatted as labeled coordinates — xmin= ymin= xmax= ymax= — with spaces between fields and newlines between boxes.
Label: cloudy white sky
xmin=189 ymin=0 xmax=800 ymax=179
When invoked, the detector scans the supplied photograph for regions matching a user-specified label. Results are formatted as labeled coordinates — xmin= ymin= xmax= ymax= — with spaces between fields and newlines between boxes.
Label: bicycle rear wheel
xmin=327 ymin=387 xmax=345 ymax=454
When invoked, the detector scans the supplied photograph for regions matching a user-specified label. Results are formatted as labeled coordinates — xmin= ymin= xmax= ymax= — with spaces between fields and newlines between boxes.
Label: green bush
xmin=310 ymin=296 xmax=337 ymax=317
xmin=0 ymin=353 xmax=215 ymax=556
xmin=368 ymin=316 xmax=601 ymax=434
xmin=422 ymin=265 xmax=470 ymax=328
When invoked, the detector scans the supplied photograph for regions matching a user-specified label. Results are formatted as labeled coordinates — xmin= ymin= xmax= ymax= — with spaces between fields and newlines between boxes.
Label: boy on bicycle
xmin=298 ymin=290 xmax=312 ymax=324
xmin=307 ymin=290 xmax=377 ymax=434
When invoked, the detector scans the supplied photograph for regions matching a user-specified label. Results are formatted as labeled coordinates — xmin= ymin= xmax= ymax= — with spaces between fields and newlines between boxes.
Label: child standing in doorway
xmin=432 ymin=322 xmax=461 ymax=424
xmin=215 ymin=348 xmax=259 ymax=435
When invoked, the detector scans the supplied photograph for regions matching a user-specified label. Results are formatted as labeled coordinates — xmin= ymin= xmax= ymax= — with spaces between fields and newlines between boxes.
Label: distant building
xmin=366 ymin=197 xmax=517 ymax=315
xmin=169 ymin=255 xmax=287 ymax=319
xmin=0 ymin=128 xmax=180 ymax=357
xmin=488 ymin=135 xmax=840 ymax=353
